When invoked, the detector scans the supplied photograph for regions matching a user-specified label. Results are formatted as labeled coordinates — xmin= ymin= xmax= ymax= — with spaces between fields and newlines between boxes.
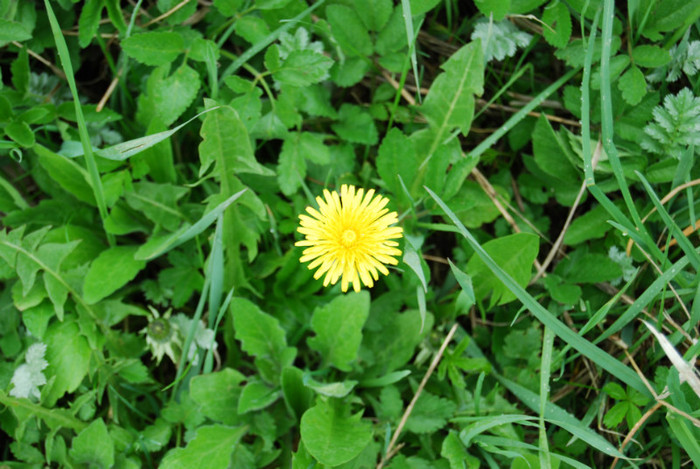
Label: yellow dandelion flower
xmin=295 ymin=184 xmax=403 ymax=293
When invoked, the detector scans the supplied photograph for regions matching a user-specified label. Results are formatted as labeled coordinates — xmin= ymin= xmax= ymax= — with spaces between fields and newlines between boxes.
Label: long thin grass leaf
xmin=44 ymin=0 xmax=113 ymax=245
xmin=425 ymin=186 xmax=650 ymax=396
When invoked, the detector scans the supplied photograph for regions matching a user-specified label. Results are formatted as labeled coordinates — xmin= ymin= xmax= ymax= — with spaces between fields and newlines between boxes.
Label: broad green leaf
xmin=231 ymin=297 xmax=287 ymax=358
xmin=408 ymin=0 xmax=441 ymax=15
xmin=618 ymin=65 xmax=646 ymax=105
xmin=151 ymin=65 xmax=201 ymax=127
xmin=467 ymin=233 xmax=539 ymax=306
xmin=214 ymin=0 xmax=243 ymax=15
xmin=554 ymin=251 xmax=622 ymax=284
xmin=69 ymin=419 xmax=114 ymax=468
xmin=303 ymin=377 xmax=358 ymax=398
xmin=5 ymin=120 xmax=34 ymax=147
xmin=405 ymin=391 xmax=457 ymax=434
xmin=255 ymin=0 xmax=292 ymax=9
xmin=421 ymin=41 xmax=484 ymax=137
xmin=445 ymin=179 xmax=509 ymax=228
xmin=269 ymin=49 xmax=333 ymax=87
xmin=542 ymin=1 xmax=572 ymax=48
xmin=237 ymin=380 xmax=280 ymax=413
xmin=473 ymin=0 xmax=510 ymax=21
xmin=235 ymin=15 xmax=270 ymax=44
xmin=35 ymin=145 xmax=95 ymax=205
xmin=125 ymin=181 xmax=187 ymax=231
xmin=563 ymin=204 xmax=611 ymax=245
xmin=308 ymin=291 xmax=370 ymax=372
xmin=631 ymin=44 xmax=671 ymax=68
xmin=667 ymin=412 xmax=700 ymax=466
xmin=160 ymin=425 xmax=247 ymax=469
xmin=82 ymin=246 xmax=146 ymax=304
xmin=376 ymin=128 xmax=419 ymax=200
xmin=0 ymin=19 xmax=32 ymax=42
xmin=326 ymin=5 xmax=373 ymax=57
xmin=355 ymin=0 xmax=392 ymax=31
xmin=198 ymin=102 xmax=273 ymax=178
xmin=331 ymin=104 xmax=378 ymax=145
xmin=44 ymin=319 xmax=90 ymax=406
xmin=282 ymin=366 xmax=314 ymax=419
xmin=78 ymin=0 xmax=104 ymax=48
xmin=300 ymin=399 xmax=372 ymax=466
xmin=532 ymin=114 xmax=579 ymax=181
xmin=277 ymin=131 xmax=330 ymax=196
xmin=121 ymin=32 xmax=184 ymax=66
xmin=442 ymin=431 xmax=478 ymax=469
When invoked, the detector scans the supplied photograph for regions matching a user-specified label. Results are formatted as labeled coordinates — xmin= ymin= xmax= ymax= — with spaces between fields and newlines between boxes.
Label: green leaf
xmin=237 ymin=380 xmax=280 ymax=414
xmin=126 ymin=181 xmax=187 ymax=231
xmin=467 ymin=233 xmax=539 ymax=306
xmin=270 ymin=49 xmax=333 ymax=87
xmin=406 ymin=391 xmax=457 ymax=434
xmin=355 ymin=0 xmax=392 ymax=31
xmin=563 ymin=204 xmax=611 ymax=245
xmin=44 ymin=319 xmax=90 ymax=406
xmin=618 ymin=65 xmax=646 ymax=106
xmin=331 ymin=104 xmax=378 ymax=145
xmin=134 ymin=189 xmax=246 ymax=260
xmin=0 ymin=19 xmax=32 ymax=42
xmin=308 ymin=291 xmax=370 ymax=372
xmin=376 ymin=128 xmax=419 ymax=199
xmin=199 ymin=103 xmax=273 ymax=178
xmin=190 ymin=369 xmax=245 ymax=424
xmin=532 ymin=114 xmax=579 ymax=181
xmin=304 ymin=376 xmax=357 ymax=398
xmin=5 ymin=120 xmax=34 ymax=147
xmin=35 ymin=145 xmax=95 ymax=205
xmin=473 ymin=0 xmax=510 ymax=21
xmin=602 ymin=382 xmax=627 ymax=400
xmin=300 ymin=399 xmax=372 ymax=466
xmin=422 ymin=41 xmax=484 ymax=137
xmin=69 ymin=418 xmax=114 ymax=468
xmin=554 ymin=251 xmax=622 ymax=284
xmin=603 ymin=401 xmax=628 ymax=428
xmin=78 ymin=0 xmax=104 ymax=48
xmin=442 ymin=431 xmax=478 ymax=469
xmin=448 ymin=259 xmax=475 ymax=308
xmin=82 ymin=246 xmax=146 ymax=304
xmin=542 ymin=1 xmax=572 ymax=48
xmin=160 ymin=425 xmax=247 ymax=469
xmin=214 ymin=0 xmax=243 ymax=15
xmin=282 ymin=366 xmax=314 ymax=419
xmin=231 ymin=297 xmax=287 ymax=358
xmin=121 ymin=32 xmax=184 ymax=66
xmin=277 ymin=132 xmax=330 ymax=196
xmin=631 ymin=44 xmax=671 ymax=68
xmin=326 ymin=5 xmax=373 ymax=57
xmin=235 ymin=15 xmax=271 ymax=44
xmin=151 ymin=65 xmax=201 ymax=127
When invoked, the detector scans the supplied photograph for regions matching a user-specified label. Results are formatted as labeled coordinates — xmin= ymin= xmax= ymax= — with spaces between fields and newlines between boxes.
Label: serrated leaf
xmin=78 ymin=0 xmax=104 ymax=48
xmin=308 ymin=292 xmax=370 ymax=372
xmin=471 ymin=18 xmax=533 ymax=62
xmin=331 ymin=104 xmax=378 ymax=145
xmin=277 ymin=132 xmax=330 ymax=196
xmin=151 ymin=65 xmax=200 ymax=127
xmin=632 ymin=44 xmax=671 ymax=68
xmin=69 ymin=419 xmax=114 ymax=468
xmin=474 ymin=0 xmax=510 ymax=21
xmin=44 ymin=319 xmax=90 ymax=406
xmin=190 ymin=369 xmax=245 ymax=425
xmin=231 ymin=297 xmax=287 ymax=358
xmin=121 ymin=32 xmax=184 ymax=66
xmin=422 ymin=41 xmax=483 ymax=136
xmin=83 ymin=246 xmax=146 ymax=304
xmin=160 ymin=425 xmax=247 ymax=469
xmin=271 ymin=50 xmax=333 ymax=87
xmin=405 ymin=391 xmax=457 ymax=434
xmin=300 ymin=399 xmax=372 ymax=467
xmin=326 ymin=5 xmax=373 ymax=57
xmin=0 ymin=19 xmax=32 ymax=42
xmin=467 ymin=233 xmax=539 ymax=306
xmin=5 ymin=120 xmax=34 ymax=147
xmin=542 ymin=1 xmax=572 ymax=49
xmin=199 ymin=102 xmax=272 ymax=178
xmin=618 ymin=65 xmax=647 ymax=106
xmin=376 ymin=128 xmax=419 ymax=200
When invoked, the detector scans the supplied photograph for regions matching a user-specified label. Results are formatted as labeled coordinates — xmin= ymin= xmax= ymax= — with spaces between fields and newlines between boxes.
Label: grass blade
xmin=44 ymin=0 xmax=113 ymax=245
xmin=425 ymin=186 xmax=650 ymax=396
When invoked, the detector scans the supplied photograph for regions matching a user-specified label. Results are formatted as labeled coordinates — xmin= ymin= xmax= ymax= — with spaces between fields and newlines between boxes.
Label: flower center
xmin=341 ymin=229 xmax=358 ymax=247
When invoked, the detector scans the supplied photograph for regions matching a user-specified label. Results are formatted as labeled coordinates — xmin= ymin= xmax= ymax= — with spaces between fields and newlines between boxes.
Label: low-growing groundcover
xmin=1 ymin=0 xmax=700 ymax=467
